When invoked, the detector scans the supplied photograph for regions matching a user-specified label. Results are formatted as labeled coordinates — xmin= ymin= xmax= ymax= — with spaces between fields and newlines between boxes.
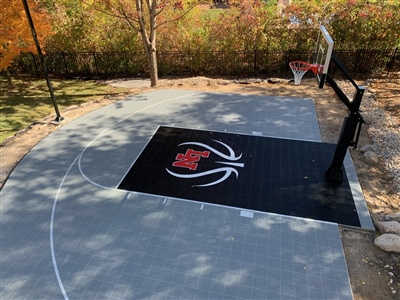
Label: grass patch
xmin=0 ymin=76 xmax=130 ymax=143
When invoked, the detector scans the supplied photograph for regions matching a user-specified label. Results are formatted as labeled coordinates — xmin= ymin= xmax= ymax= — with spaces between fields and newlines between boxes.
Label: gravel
xmin=337 ymin=79 xmax=400 ymax=194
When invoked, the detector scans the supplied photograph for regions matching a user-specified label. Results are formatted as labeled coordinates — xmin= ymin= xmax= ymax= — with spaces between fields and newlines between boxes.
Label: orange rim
xmin=310 ymin=64 xmax=320 ymax=74
xmin=289 ymin=61 xmax=312 ymax=71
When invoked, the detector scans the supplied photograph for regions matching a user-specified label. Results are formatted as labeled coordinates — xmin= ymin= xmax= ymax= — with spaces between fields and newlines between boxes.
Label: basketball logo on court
xmin=172 ymin=149 xmax=210 ymax=170
xmin=166 ymin=140 xmax=244 ymax=187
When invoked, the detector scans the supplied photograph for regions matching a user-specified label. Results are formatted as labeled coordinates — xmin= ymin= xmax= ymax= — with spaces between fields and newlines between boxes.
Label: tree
xmin=45 ymin=0 xmax=137 ymax=52
xmin=85 ymin=0 xmax=207 ymax=86
xmin=0 ymin=0 xmax=52 ymax=88
xmin=282 ymin=0 xmax=400 ymax=50
xmin=329 ymin=0 xmax=400 ymax=50
xmin=200 ymin=0 xmax=281 ymax=52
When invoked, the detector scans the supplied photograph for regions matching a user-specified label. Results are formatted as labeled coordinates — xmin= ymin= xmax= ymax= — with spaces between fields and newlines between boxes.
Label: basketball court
xmin=1 ymin=26 xmax=374 ymax=299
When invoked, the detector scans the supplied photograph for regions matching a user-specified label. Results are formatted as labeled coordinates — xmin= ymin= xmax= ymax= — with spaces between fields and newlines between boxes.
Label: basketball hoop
xmin=289 ymin=61 xmax=319 ymax=85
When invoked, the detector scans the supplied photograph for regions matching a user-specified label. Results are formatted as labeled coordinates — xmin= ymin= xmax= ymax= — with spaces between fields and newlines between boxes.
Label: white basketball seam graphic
xmin=166 ymin=167 xmax=239 ymax=187
xmin=167 ymin=140 xmax=244 ymax=186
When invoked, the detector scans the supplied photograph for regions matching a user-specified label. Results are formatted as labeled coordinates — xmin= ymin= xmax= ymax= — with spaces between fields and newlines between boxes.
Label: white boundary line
xmin=50 ymin=91 xmax=373 ymax=299
xmin=50 ymin=92 xmax=200 ymax=299
xmin=78 ymin=94 xmax=321 ymax=189
xmin=50 ymin=156 xmax=80 ymax=300
xmin=127 ymin=189 xmax=339 ymax=226
xmin=115 ymin=125 xmax=161 ymax=189
xmin=77 ymin=93 xmax=200 ymax=190
xmin=75 ymin=97 xmax=370 ymax=229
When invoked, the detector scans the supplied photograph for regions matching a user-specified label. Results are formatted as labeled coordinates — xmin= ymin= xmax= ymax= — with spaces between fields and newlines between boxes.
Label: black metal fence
xmin=11 ymin=48 xmax=400 ymax=78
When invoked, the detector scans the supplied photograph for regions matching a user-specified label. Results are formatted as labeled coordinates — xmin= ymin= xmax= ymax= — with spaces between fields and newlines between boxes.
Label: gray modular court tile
xmin=1 ymin=90 xmax=370 ymax=299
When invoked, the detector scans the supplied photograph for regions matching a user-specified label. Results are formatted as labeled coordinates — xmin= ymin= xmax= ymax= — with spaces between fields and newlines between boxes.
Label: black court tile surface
xmin=118 ymin=126 xmax=361 ymax=227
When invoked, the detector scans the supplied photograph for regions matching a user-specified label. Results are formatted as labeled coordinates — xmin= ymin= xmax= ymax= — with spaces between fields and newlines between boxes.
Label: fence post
xmin=286 ymin=50 xmax=292 ymax=74
xmin=254 ymin=49 xmax=258 ymax=75
xmin=93 ymin=52 xmax=99 ymax=75
xmin=354 ymin=49 xmax=362 ymax=73
xmin=222 ymin=50 xmax=225 ymax=75
xmin=30 ymin=52 xmax=39 ymax=76
xmin=124 ymin=51 xmax=129 ymax=75
xmin=387 ymin=48 xmax=398 ymax=76
xmin=62 ymin=52 xmax=69 ymax=75
xmin=189 ymin=48 xmax=192 ymax=75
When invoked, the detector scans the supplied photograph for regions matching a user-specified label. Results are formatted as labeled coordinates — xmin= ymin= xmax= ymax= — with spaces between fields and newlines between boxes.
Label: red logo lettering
xmin=172 ymin=149 xmax=210 ymax=170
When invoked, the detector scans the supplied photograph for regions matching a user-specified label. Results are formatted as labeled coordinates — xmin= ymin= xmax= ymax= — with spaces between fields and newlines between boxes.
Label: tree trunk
xmin=142 ymin=40 xmax=158 ymax=87
xmin=6 ymin=68 xmax=14 ymax=89
xmin=136 ymin=0 xmax=159 ymax=87
xmin=148 ymin=47 xmax=158 ymax=87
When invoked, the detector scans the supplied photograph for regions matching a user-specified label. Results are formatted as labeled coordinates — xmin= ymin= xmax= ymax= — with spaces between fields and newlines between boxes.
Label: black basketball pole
xmin=324 ymin=86 xmax=364 ymax=182
xmin=22 ymin=0 xmax=63 ymax=122
xmin=324 ymin=53 xmax=365 ymax=183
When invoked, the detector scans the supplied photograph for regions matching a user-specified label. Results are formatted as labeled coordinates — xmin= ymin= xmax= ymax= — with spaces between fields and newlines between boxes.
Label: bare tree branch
xmin=145 ymin=0 xmax=151 ymax=11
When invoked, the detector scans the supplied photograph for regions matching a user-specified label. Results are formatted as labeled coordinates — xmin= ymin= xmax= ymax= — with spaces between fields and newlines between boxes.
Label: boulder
xmin=363 ymin=151 xmax=379 ymax=165
xmin=385 ymin=212 xmax=400 ymax=223
xmin=375 ymin=220 xmax=400 ymax=235
xmin=266 ymin=78 xmax=290 ymax=84
xmin=360 ymin=144 xmax=377 ymax=154
xmin=374 ymin=234 xmax=400 ymax=253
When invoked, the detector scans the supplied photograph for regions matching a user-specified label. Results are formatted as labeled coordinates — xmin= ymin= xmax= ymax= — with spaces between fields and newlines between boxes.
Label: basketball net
xmin=289 ymin=61 xmax=319 ymax=85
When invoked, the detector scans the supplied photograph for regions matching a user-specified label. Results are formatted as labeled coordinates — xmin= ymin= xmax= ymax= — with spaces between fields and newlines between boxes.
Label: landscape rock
xmin=367 ymin=87 xmax=376 ymax=93
xmin=80 ymin=100 xmax=94 ymax=107
xmin=383 ymin=173 xmax=395 ymax=181
xmin=361 ymin=113 xmax=374 ymax=125
xmin=360 ymin=144 xmax=377 ymax=154
xmin=374 ymin=234 xmax=400 ymax=253
xmin=363 ymin=150 xmax=379 ymax=165
xmin=360 ymin=81 xmax=400 ymax=194
xmin=266 ymin=78 xmax=290 ymax=84
xmin=375 ymin=220 xmax=400 ymax=235
xmin=64 ymin=105 xmax=79 ymax=111
xmin=384 ymin=212 xmax=400 ymax=222
xmin=234 ymin=79 xmax=251 ymax=84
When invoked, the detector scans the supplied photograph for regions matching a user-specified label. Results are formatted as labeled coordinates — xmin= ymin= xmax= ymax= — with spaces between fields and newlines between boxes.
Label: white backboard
xmin=314 ymin=25 xmax=334 ymax=88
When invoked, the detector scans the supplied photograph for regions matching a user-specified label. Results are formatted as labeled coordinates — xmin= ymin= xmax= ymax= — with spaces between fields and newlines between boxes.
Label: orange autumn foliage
xmin=0 ymin=0 xmax=52 ymax=71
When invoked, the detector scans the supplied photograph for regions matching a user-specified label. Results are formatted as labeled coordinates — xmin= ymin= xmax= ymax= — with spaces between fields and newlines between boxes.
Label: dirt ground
xmin=1 ymin=76 xmax=399 ymax=299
